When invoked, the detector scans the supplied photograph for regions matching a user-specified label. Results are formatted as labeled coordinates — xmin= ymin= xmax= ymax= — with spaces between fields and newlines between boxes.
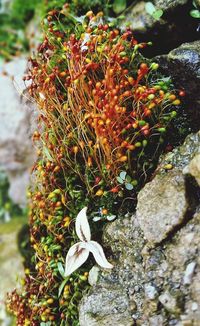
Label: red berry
xmin=179 ymin=90 xmax=186 ymax=97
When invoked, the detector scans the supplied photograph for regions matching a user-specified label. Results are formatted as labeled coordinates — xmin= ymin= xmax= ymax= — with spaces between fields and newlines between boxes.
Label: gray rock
xmin=160 ymin=131 xmax=200 ymax=170
xmin=136 ymin=171 xmax=188 ymax=244
xmin=158 ymin=40 xmax=200 ymax=97
xmin=159 ymin=290 xmax=179 ymax=313
xmin=0 ymin=57 xmax=36 ymax=205
xmin=156 ymin=41 xmax=200 ymax=117
xmin=121 ymin=1 xmax=155 ymax=34
xmin=122 ymin=0 xmax=188 ymax=33
xmin=155 ymin=0 xmax=188 ymax=10
xmin=149 ymin=314 xmax=164 ymax=326
xmin=145 ymin=284 xmax=158 ymax=300
xmin=80 ymin=132 xmax=200 ymax=325
xmin=187 ymin=154 xmax=200 ymax=186
xmin=88 ymin=266 xmax=100 ymax=286
xmin=136 ymin=132 xmax=200 ymax=246
xmin=79 ymin=285 xmax=133 ymax=326
xmin=121 ymin=1 xmax=199 ymax=57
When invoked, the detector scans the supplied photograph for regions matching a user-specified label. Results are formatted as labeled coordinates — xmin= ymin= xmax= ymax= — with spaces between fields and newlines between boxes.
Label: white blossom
xmin=64 ymin=207 xmax=113 ymax=276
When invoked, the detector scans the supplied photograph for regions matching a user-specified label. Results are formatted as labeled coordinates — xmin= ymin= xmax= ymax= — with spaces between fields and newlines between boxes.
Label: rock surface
xmin=0 ymin=57 xmax=36 ymax=205
xmin=137 ymin=131 xmax=200 ymax=245
xmin=121 ymin=0 xmax=199 ymax=57
xmin=79 ymin=132 xmax=200 ymax=325
xmin=187 ymin=154 xmax=200 ymax=186
xmin=137 ymin=171 xmax=188 ymax=244
xmin=156 ymin=41 xmax=200 ymax=104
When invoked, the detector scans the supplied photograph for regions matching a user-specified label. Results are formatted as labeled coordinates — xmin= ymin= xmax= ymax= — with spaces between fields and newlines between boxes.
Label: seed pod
xmin=95 ymin=189 xmax=104 ymax=196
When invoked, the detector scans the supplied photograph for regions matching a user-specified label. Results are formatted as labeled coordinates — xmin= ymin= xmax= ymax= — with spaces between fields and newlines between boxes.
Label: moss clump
xmin=7 ymin=7 xmax=183 ymax=326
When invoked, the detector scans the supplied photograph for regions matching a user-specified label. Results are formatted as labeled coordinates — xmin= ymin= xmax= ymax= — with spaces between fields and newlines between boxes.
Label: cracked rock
xmin=136 ymin=171 xmax=188 ymax=244
xmin=79 ymin=285 xmax=133 ymax=326
xmin=79 ymin=132 xmax=200 ymax=325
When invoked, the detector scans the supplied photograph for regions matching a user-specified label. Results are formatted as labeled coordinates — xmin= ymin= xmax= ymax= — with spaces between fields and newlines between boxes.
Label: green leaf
xmin=113 ymin=0 xmax=127 ymax=14
xmin=190 ymin=9 xmax=200 ymax=18
xmin=193 ymin=0 xmax=197 ymax=9
xmin=145 ymin=2 xmax=156 ymax=15
xmin=43 ymin=147 xmax=53 ymax=161
xmin=117 ymin=176 xmax=124 ymax=184
xmin=119 ymin=171 xmax=127 ymax=180
xmin=125 ymin=175 xmax=132 ymax=183
xmin=125 ymin=183 xmax=134 ymax=190
xmin=58 ymin=278 xmax=68 ymax=297
xmin=152 ymin=9 xmax=163 ymax=20
xmin=57 ymin=262 xmax=65 ymax=278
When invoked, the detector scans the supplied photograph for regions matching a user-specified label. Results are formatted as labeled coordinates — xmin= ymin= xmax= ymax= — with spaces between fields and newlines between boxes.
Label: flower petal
xmin=87 ymin=240 xmax=113 ymax=269
xmin=76 ymin=207 xmax=91 ymax=242
xmin=64 ymin=242 xmax=89 ymax=277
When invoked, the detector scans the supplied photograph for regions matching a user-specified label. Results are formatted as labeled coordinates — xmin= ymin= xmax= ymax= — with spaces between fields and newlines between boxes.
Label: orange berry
xmin=118 ymin=155 xmax=128 ymax=162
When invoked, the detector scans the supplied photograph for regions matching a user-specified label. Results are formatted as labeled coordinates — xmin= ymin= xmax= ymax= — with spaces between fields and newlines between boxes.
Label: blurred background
xmin=0 ymin=0 xmax=42 ymax=324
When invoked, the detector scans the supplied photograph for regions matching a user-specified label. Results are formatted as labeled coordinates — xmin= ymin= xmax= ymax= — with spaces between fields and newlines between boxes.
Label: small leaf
xmin=113 ymin=0 xmax=127 ymax=14
xmin=190 ymin=9 xmax=200 ymax=18
xmin=40 ymin=321 xmax=51 ymax=326
xmin=58 ymin=278 xmax=68 ymax=297
xmin=117 ymin=176 xmax=124 ymax=184
xmin=93 ymin=216 xmax=101 ymax=222
xmin=57 ymin=262 xmax=65 ymax=278
xmin=119 ymin=171 xmax=127 ymax=180
xmin=43 ymin=147 xmax=53 ymax=161
xmin=125 ymin=175 xmax=132 ymax=183
xmin=107 ymin=215 xmax=116 ymax=221
xmin=152 ymin=9 xmax=163 ymax=20
xmin=125 ymin=183 xmax=134 ymax=190
xmin=145 ymin=2 xmax=156 ymax=15
xmin=193 ymin=0 xmax=197 ymax=9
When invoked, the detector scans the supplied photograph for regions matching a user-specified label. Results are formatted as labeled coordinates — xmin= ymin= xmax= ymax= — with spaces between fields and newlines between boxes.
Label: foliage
xmin=7 ymin=7 xmax=184 ymax=326
xmin=0 ymin=0 xmax=42 ymax=59
xmin=113 ymin=0 xmax=127 ymax=14
xmin=0 ymin=171 xmax=24 ymax=222
xmin=145 ymin=2 xmax=163 ymax=20
xmin=0 ymin=0 xmax=112 ymax=59
xmin=190 ymin=1 xmax=200 ymax=19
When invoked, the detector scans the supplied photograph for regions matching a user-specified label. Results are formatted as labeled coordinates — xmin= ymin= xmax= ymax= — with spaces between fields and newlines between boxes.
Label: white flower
xmin=64 ymin=207 xmax=113 ymax=276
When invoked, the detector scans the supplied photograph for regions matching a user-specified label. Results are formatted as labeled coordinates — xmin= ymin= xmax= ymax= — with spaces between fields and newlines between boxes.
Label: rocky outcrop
xmin=137 ymin=131 xmax=200 ymax=244
xmin=156 ymin=41 xmax=200 ymax=104
xmin=79 ymin=132 xmax=200 ymax=325
xmin=137 ymin=171 xmax=188 ymax=244
xmin=0 ymin=57 xmax=36 ymax=205
xmin=121 ymin=0 xmax=199 ymax=57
